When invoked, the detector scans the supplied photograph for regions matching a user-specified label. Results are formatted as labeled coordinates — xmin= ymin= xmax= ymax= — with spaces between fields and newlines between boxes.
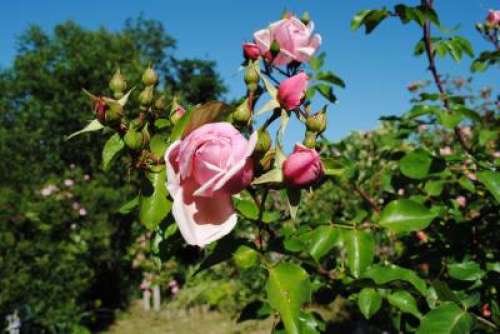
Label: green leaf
xmin=416 ymin=303 xmax=473 ymax=334
xmin=234 ymin=198 xmax=259 ymax=220
xmin=266 ymin=262 xmax=311 ymax=334
xmin=425 ymin=180 xmax=445 ymax=197
xmin=400 ymin=149 xmax=433 ymax=179
xmin=387 ymin=290 xmax=422 ymax=319
xmin=437 ymin=110 xmax=463 ymax=129
xmin=363 ymin=9 xmax=390 ymax=34
xmin=447 ymin=261 xmax=486 ymax=281
xmin=358 ymin=288 xmax=382 ymax=320
xmin=445 ymin=40 xmax=463 ymax=62
xmin=314 ymin=84 xmax=337 ymax=103
xmin=351 ymin=10 xmax=372 ymax=31
xmin=309 ymin=52 xmax=325 ymax=71
xmin=102 ymin=133 xmax=124 ymax=171
xmin=344 ymin=230 xmax=374 ymax=278
xmin=454 ymin=36 xmax=474 ymax=57
xmin=299 ymin=225 xmax=340 ymax=263
xmin=477 ymin=171 xmax=500 ymax=203
xmin=139 ymin=166 xmax=172 ymax=230
xmin=154 ymin=118 xmax=170 ymax=129
xmin=379 ymin=199 xmax=436 ymax=233
xmin=117 ymin=196 xmax=139 ymax=214
xmin=233 ymin=245 xmax=259 ymax=269
xmin=252 ymin=168 xmax=283 ymax=185
xmin=316 ymin=71 xmax=345 ymax=88
xmin=431 ymin=280 xmax=462 ymax=305
xmin=149 ymin=133 xmax=169 ymax=159
xmin=363 ymin=264 xmax=428 ymax=295
xmin=66 ymin=119 xmax=104 ymax=140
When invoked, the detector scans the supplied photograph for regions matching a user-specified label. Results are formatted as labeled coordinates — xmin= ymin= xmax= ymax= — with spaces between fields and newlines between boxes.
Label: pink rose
xmin=278 ymin=72 xmax=308 ymax=110
xmin=243 ymin=42 xmax=261 ymax=60
xmin=487 ymin=10 xmax=500 ymax=25
xmin=254 ymin=16 xmax=321 ymax=65
xmin=456 ymin=196 xmax=467 ymax=208
xmin=165 ymin=122 xmax=257 ymax=247
xmin=283 ymin=144 xmax=323 ymax=188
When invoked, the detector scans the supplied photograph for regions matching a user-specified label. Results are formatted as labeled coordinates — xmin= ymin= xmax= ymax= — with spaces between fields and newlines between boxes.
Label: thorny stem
xmin=420 ymin=0 xmax=475 ymax=159
xmin=354 ymin=184 xmax=381 ymax=214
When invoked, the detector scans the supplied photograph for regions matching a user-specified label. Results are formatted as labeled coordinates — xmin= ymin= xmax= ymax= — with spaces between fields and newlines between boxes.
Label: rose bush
xmin=67 ymin=4 xmax=499 ymax=334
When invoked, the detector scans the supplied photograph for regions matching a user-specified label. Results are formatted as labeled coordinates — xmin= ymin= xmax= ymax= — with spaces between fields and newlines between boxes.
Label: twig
xmin=354 ymin=184 xmax=381 ymax=214
xmin=473 ymin=313 xmax=498 ymax=331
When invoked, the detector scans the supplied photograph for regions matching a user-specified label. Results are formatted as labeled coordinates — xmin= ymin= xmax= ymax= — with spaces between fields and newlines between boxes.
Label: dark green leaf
xmin=363 ymin=264 xmax=428 ymax=295
xmin=387 ymin=290 xmax=422 ymax=319
xmin=314 ymin=83 xmax=337 ymax=103
xmin=316 ymin=71 xmax=345 ymax=88
xmin=299 ymin=225 xmax=340 ymax=263
xmin=266 ymin=262 xmax=311 ymax=334
xmin=139 ymin=166 xmax=171 ymax=230
xmin=358 ymin=288 xmax=382 ymax=320
xmin=448 ymin=261 xmax=486 ymax=281
xmin=149 ymin=133 xmax=170 ymax=159
xmin=351 ymin=10 xmax=372 ymax=31
xmin=379 ymin=199 xmax=436 ymax=233
xmin=234 ymin=198 xmax=259 ymax=220
xmin=117 ymin=196 xmax=139 ymax=214
xmin=102 ymin=133 xmax=124 ymax=171
xmin=416 ymin=303 xmax=473 ymax=334
xmin=344 ymin=230 xmax=374 ymax=278
xmin=477 ymin=171 xmax=500 ymax=203
xmin=400 ymin=149 xmax=433 ymax=179
xmin=233 ymin=245 xmax=259 ymax=269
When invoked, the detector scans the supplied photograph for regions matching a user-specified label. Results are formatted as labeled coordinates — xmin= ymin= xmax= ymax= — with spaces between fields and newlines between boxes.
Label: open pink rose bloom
xmin=254 ymin=15 xmax=321 ymax=65
xmin=165 ymin=122 xmax=257 ymax=247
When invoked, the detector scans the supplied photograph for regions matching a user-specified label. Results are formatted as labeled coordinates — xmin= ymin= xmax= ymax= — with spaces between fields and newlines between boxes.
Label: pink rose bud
xmin=456 ymin=196 xmax=467 ymax=208
xmin=482 ymin=304 xmax=492 ymax=318
xmin=278 ymin=72 xmax=308 ymax=110
xmin=283 ymin=144 xmax=324 ymax=188
xmin=165 ymin=122 xmax=257 ymax=247
xmin=487 ymin=10 xmax=500 ymax=25
xmin=416 ymin=231 xmax=428 ymax=242
xmin=64 ymin=179 xmax=75 ymax=187
xmin=243 ymin=42 xmax=261 ymax=60
xmin=439 ymin=146 xmax=452 ymax=156
xmin=254 ymin=16 xmax=321 ymax=65
xmin=79 ymin=208 xmax=87 ymax=216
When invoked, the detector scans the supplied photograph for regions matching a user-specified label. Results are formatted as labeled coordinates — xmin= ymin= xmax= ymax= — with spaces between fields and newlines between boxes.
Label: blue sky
xmin=1 ymin=0 xmax=498 ymax=149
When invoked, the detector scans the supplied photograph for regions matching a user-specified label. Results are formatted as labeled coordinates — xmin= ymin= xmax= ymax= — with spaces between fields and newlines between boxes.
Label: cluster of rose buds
xmin=476 ymin=9 xmax=499 ymax=47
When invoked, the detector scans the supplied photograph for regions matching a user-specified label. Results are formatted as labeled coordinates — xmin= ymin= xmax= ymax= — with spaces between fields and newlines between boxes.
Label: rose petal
xmin=172 ymin=178 xmax=237 ymax=247
xmin=165 ymin=140 xmax=181 ymax=196
xmin=254 ymin=28 xmax=272 ymax=53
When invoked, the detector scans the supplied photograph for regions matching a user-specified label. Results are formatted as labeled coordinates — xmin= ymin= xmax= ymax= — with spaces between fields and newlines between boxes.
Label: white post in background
xmin=143 ymin=289 xmax=151 ymax=311
xmin=153 ymin=285 xmax=161 ymax=312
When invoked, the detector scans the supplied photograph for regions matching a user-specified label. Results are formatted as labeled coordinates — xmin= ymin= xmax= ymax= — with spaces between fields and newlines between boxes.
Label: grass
xmin=103 ymin=300 xmax=274 ymax=334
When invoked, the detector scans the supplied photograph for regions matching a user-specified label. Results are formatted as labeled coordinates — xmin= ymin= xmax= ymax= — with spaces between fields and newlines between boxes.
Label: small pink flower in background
xmin=254 ymin=16 xmax=321 ymax=65
xmin=64 ymin=179 xmax=75 ymax=187
xmin=465 ymin=171 xmax=477 ymax=181
xmin=456 ymin=196 xmax=467 ymax=208
xmin=79 ymin=208 xmax=87 ymax=216
xmin=493 ymin=151 xmax=500 ymax=158
xmin=243 ymin=42 xmax=261 ymax=60
xmin=84 ymin=174 xmax=91 ymax=181
xmin=72 ymin=202 xmax=80 ymax=210
xmin=40 ymin=184 xmax=58 ymax=197
xmin=277 ymin=72 xmax=308 ymax=110
xmin=168 ymin=280 xmax=180 ymax=295
xmin=439 ymin=146 xmax=452 ymax=156
xmin=398 ymin=188 xmax=405 ymax=196
xmin=483 ymin=304 xmax=492 ymax=318
xmin=416 ymin=231 xmax=428 ymax=242
xmin=417 ymin=124 xmax=428 ymax=133
xmin=283 ymin=144 xmax=324 ymax=188
xmin=165 ymin=122 xmax=257 ymax=247
xmin=140 ymin=280 xmax=150 ymax=291
xmin=486 ymin=9 xmax=500 ymax=25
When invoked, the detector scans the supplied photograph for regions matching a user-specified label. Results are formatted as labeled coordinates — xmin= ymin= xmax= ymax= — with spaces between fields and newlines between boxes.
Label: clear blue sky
xmin=1 ymin=0 xmax=498 ymax=149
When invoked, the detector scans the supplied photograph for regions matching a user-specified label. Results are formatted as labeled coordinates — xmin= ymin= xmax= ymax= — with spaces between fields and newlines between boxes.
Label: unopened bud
xmin=301 ymin=12 xmax=311 ymax=25
xmin=124 ymin=128 xmax=144 ymax=150
xmin=233 ymin=100 xmax=252 ymax=125
xmin=138 ymin=86 xmax=154 ymax=106
xmin=259 ymin=149 xmax=275 ymax=171
xmin=106 ymin=103 xmax=123 ymax=124
xmin=170 ymin=105 xmax=186 ymax=125
xmin=244 ymin=64 xmax=260 ymax=92
xmin=142 ymin=66 xmax=158 ymax=86
xmin=109 ymin=69 xmax=127 ymax=95
xmin=303 ymin=130 xmax=317 ymax=148
xmin=306 ymin=111 xmax=327 ymax=134
xmin=154 ymin=95 xmax=166 ymax=110
xmin=255 ymin=128 xmax=272 ymax=154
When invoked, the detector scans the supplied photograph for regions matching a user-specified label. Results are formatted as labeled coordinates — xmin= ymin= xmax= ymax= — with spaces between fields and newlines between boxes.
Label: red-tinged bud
xmin=416 ymin=231 xmax=428 ymax=242
xmin=243 ymin=43 xmax=261 ymax=60
xmin=482 ymin=304 xmax=491 ymax=318
xmin=95 ymin=98 xmax=107 ymax=124
xmin=142 ymin=66 xmax=158 ymax=86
